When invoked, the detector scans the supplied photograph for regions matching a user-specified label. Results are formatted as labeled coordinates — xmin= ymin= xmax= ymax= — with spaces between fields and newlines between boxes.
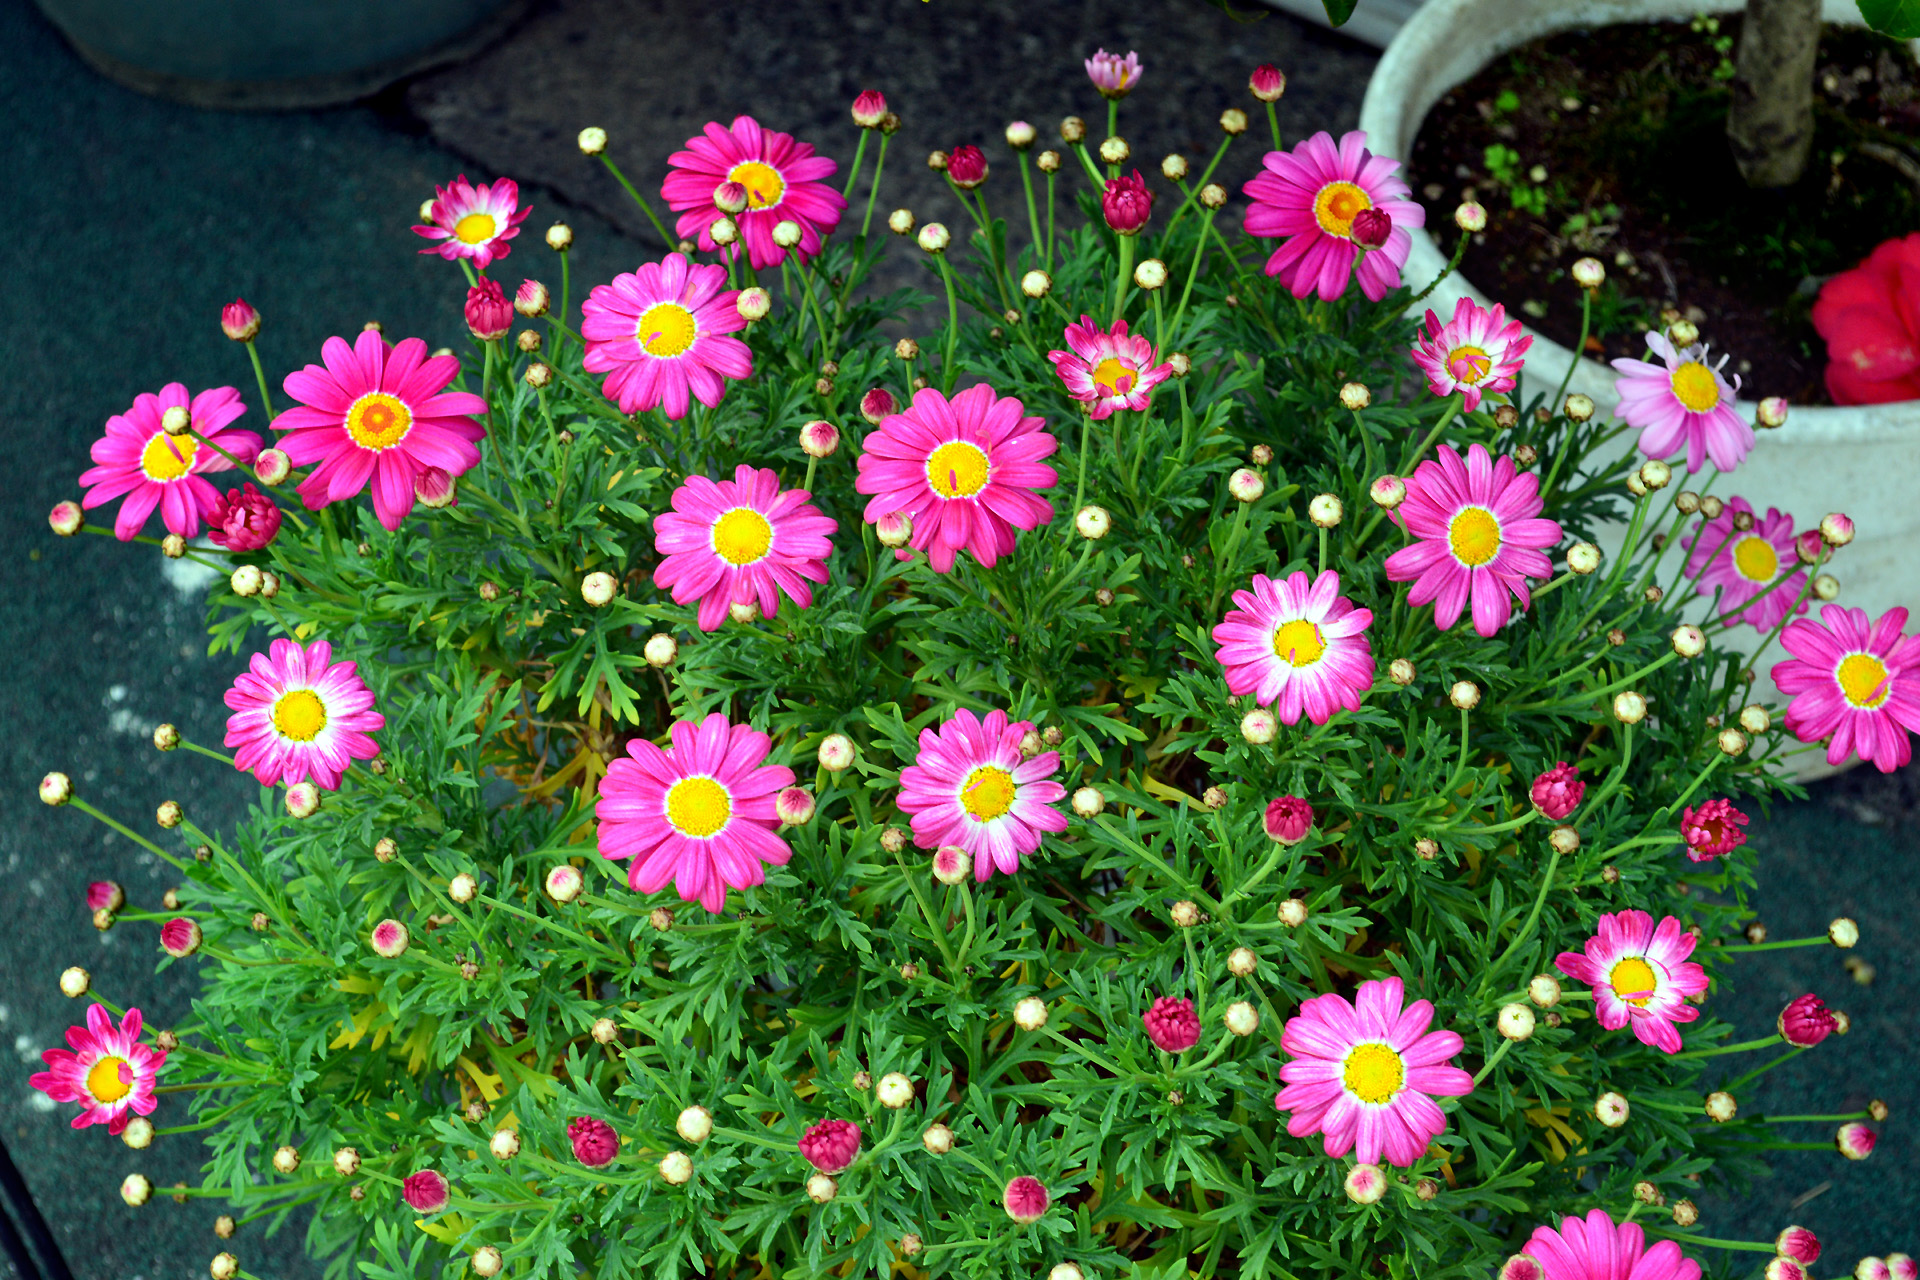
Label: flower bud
xmin=1565 ymin=542 xmax=1601 ymax=575
xmin=1671 ymin=625 xmax=1705 ymax=657
xmin=1548 ymin=825 xmax=1580 ymax=855
xmin=1219 ymin=108 xmax=1249 ymax=135
xmin=221 ymin=297 xmax=262 ymax=342
xmin=1200 ymin=183 xmax=1227 ymax=210
xmin=1277 ymin=898 xmax=1308 ymax=927
xmin=658 ymin=1151 xmax=693 ymax=1184
xmin=879 ymin=826 xmax=908 ymax=853
xmin=1228 ymin=468 xmax=1264 ymax=503
xmin=285 ymin=782 xmax=320 ymax=819
xmin=1389 ymin=658 xmax=1416 ymax=685
xmin=161 ymin=917 xmax=202 ymax=958
xmin=1613 ymin=691 xmax=1647 ymax=724
xmin=1161 ymin=153 xmax=1189 ymax=182
xmin=1005 ymin=1174 xmax=1051 ymax=1223
xmin=1223 ymin=1000 xmax=1258 ymax=1036
xmin=1071 ymin=786 xmax=1105 ymax=818
xmin=230 ymin=564 xmax=263 ymax=597
xmin=1169 ymin=900 xmax=1201 ymax=928
xmin=1529 ymin=974 xmax=1562 ymax=1007
xmin=1228 ymin=946 xmax=1257 ymax=977
xmin=1632 ymin=1180 xmax=1664 ymax=1207
xmin=1133 ymin=257 xmax=1168 ymax=290
xmin=1350 ymin=208 xmax=1392 ymax=251
xmin=161 ymin=533 xmax=187 ymax=558
xmin=1820 ymin=512 xmax=1855 ymax=547
xmin=1836 ymin=1121 xmax=1877 ymax=1159
xmin=1013 ymin=996 xmax=1049 ymax=1031
xmin=728 ymin=288 xmax=771 ymax=324
xmin=581 ymin=571 xmax=617 ymax=608
xmin=447 ymin=872 xmax=477 ymax=905
xmin=1050 ymin=1265 xmax=1082 ymax=1280
xmin=922 ymin=1122 xmax=954 ymax=1154
xmin=489 ymin=1128 xmax=521 ymax=1160
xmin=1339 ymin=382 xmax=1372 ymax=410
xmin=1498 ymin=1003 xmax=1536 ymax=1041
xmin=40 ymin=771 xmax=74 ymax=806
xmin=1308 ymin=493 xmax=1344 ymax=528
xmin=916 ymin=222 xmax=950 ymax=254
xmin=60 ymin=966 xmax=90 ymax=998
xmin=1565 ymin=393 xmax=1595 ymax=422
xmin=1240 ymin=708 xmax=1277 ymax=744
xmin=771 ymin=219 xmax=803 ymax=249
xmin=471 ymin=1247 xmax=504 ymax=1278
xmin=806 ymin=1173 xmax=837 ymax=1203
xmin=371 ymin=919 xmax=408 ymax=957
xmin=1036 ymin=149 xmax=1061 ymax=173
xmin=1455 ymin=201 xmax=1488 ymax=232
xmin=1758 ymin=396 xmax=1789 ymax=428
xmin=1572 ymin=257 xmax=1606 ymax=289
xmin=1343 ymin=1163 xmax=1386 ymax=1205
xmin=1640 ymin=459 xmax=1671 ymax=489
xmin=1830 ymin=917 xmax=1859 ymax=947
xmin=1099 ymin=136 xmax=1130 ymax=164
xmin=1250 ymin=63 xmax=1287 ymax=101
xmin=1449 ymin=680 xmax=1481 ymax=710
xmin=48 ymin=500 xmax=85 ymax=536
xmin=1716 ymin=727 xmax=1748 ymax=757
xmin=273 ymin=1145 xmax=301 ymax=1175
xmin=1704 ymin=1090 xmax=1737 ymax=1123
xmin=1671 ymin=1199 xmax=1698 ymax=1227
xmin=876 ymin=1072 xmax=914 ymax=1109
xmin=117 ymin=1173 xmax=152 ymax=1207
xmin=545 ymin=223 xmax=573 ymax=251
xmin=211 ymin=1253 xmax=239 ymax=1279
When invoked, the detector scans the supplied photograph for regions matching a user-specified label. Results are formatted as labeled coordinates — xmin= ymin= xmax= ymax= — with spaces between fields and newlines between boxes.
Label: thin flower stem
xmin=1018 ymin=151 xmax=1043 ymax=265
xmin=861 ymin=135 xmax=891 ymax=241
xmin=936 ymin=254 xmax=962 ymax=394
xmin=1758 ymin=1109 xmax=1873 ymax=1124
xmin=1530 ymin=570 xmax=1577 ymax=602
xmin=1509 ymin=649 xmax=1679 ymax=714
xmin=1651 ymin=1233 xmax=1780 ymax=1254
xmin=594 ymin=155 xmax=674 ymax=247
xmin=1162 ymin=136 xmax=1232 ymax=241
xmin=1111 ymin=234 xmax=1136 ymax=327
xmin=1044 ymin=169 xmax=1057 ymax=271
xmin=1548 ymin=289 xmax=1593 ymax=414
xmin=244 ymin=342 xmax=277 ymax=420
xmin=1039 ymin=1024 xmax=1132 ymax=1079
xmin=177 ymin=736 xmax=238 ymax=768
xmin=1353 ymin=393 xmax=1463 ymax=549
xmin=1475 ymin=845 xmax=1562 ymax=1004
xmin=894 ymin=854 xmax=961 ymax=978
xmin=1265 ymin=101 xmax=1282 ymax=153
xmin=1401 ymin=230 xmax=1471 ymax=311
xmin=1736 ymin=569 xmax=1820 ymax=685
xmin=841 ymin=129 xmax=870 ymax=200
xmin=68 ymin=798 xmax=193 ymax=873
xmin=1671 ymin=1033 xmax=1781 ymax=1060
xmin=1718 ymin=936 xmax=1831 ymax=953
xmin=1721 ymin=1045 xmax=1810 ymax=1095
xmin=1470 ymin=1036 xmax=1515 ymax=1086
xmin=1167 ymin=206 xmax=1217 ymax=342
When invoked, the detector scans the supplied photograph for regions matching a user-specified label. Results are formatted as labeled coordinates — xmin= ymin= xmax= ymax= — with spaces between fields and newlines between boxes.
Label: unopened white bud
xmin=1498 ymin=1003 xmax=1536 ymax=1041
xmin=1223 ymin=1001 xmax=1258 ymax=1037
xmin=1308 ymin=493 xmax=1343 ymax=528
xmin=1075 ymin=505 xmax=1110 ymax=539
xmin=577 ymin=126 xmax=608 ymax=155
xmin=643 ymin=633 xmax=678 ymax=667
xmin=581 ymin=571 xmax=617 ymax=607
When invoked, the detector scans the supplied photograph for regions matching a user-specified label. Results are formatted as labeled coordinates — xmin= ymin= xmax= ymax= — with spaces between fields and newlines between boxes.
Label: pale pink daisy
xmin=896 ymin=708 xmax=1067 ymax=882
xmin=1522 ymin=1210 xmax=1702 ymax=1280
xmin=661 ymin=117 xmax=846 ymax=270
xmin=1385 ymin=443 xmax=1562 ymax=637
xmin=1084 ymin=48 xmax=1143 ymax=98
xmin=595 ymin=713 xmax=794 ymax=913
xmin=273 ymin=331 xmax=487 ymax=532
xmin=1683 ymin=497 xmax=1806 ymax=631
xmin=1410 ymin=297 xmax=1531 ymax=412
xmin=1272 ymin=976 xmax=1473 ymax=1167
xmin=1212 ymin=570 xmax=1375 ymax=726
xmin=1242 ymin=130 xmax=1425 ymax=302
xmin=224 ymin=639 xmax=384 ymax=790
xmin=653 ymin=465 xmax=837 ymax=632
xmin=1555 ymin=910 xmax=1710 ymax=1055
xmin=78 ymin=384 xmax=261 ymax=541
xmin=1047 ymin=316 xmax=1175 ymax=419
xmin=1771 ymin=605 xmax=1920 ymax=773
xmin=1611 ymin=332 xmax=1753 ymax=473
xmin=581 ymin=253 xmax=752 ymax=420
xmin=412 ymin=175 xmax=530 ymax=269
xmin=29 ymin=1005 xmax=167 ymax=1135
xmin=854 ymin=384 xmax=1058 ymax=573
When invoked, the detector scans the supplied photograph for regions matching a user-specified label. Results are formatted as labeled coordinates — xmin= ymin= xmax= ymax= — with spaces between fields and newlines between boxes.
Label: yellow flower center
xmin=926 ymin=441 xmax=991 ymax=499
xmin=1446 ymin=344 xmax=1492 ymax=385
xmin=453 ymin=212 xmax=497 ymax=244
xmin=666 ymin=776 xmax=732 ymax=838
xmin=1732 ymin=535 xmax=1779 ymax=583
xmin=1837 ymin=652 xmax=1892 ymax=710
xmin=1271 ymin=618 xmax=1326 ymax=667
xmin=1342 ymin=1042 xmax=1404 ymax=1105
xmin=1092 ymin=357 xmax=1137 ymax=399
xmin=1449 ymin=506 xmax=1503 ymax=567
xmin=1313 ymin=181 xmax=1373 ymax=238
xmin=960 ymin=765 xmax=1017 ymax=822
xmin=1609 ymin=956 xmax=1658 ymax=1007
xmin=637 ymin=303 xmax=697 ymax=358
xmin=272 ymin=689 xmax=329 ymax=742
xmin=712 ymin=507 xmax=774 ymax=566
xmin=345 ymin=393 xmax=414 ymax=451
xmin=1670 ymin=361 xmax=1720 ymax=413
xmin=727 ymin=161 xmax=786 ymax=209
xmin=86 ymin=1056 xmax=133 ymax=1104
xmin=139 ymin=432 xmax=198 ymax=482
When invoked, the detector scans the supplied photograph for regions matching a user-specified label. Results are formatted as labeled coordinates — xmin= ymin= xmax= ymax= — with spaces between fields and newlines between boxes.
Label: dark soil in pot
xmin=1407 ymin=17 xmax=1920 ymax=405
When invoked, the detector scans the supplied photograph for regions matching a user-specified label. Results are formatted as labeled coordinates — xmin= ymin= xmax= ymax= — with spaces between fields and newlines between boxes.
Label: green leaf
xmin=1860 ymin=0 xmax=1920 ymax=37
xmin=1320 ymin=0 xmax=1358 ymax=23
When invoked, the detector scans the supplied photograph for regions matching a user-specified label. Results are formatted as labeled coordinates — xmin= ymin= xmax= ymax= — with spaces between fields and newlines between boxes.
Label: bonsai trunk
xmin=1727 ymin=0 xmax=1823 ymax=187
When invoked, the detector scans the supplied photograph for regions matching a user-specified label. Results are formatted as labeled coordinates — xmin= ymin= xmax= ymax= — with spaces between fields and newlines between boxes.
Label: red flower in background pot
xmin=1812 ymin=232 xmax=1920 ymax=405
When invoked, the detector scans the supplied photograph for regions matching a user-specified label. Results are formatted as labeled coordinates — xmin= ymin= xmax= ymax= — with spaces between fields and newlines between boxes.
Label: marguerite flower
xmin=1242 ymin=129 xmax=1425 ymax=302
xmin=412 ymin=175 xmax=530 ymax=268
xmin=1555 ymin=910 xmax=1710 ymax=1054
xmin=1273 ymin=976 xmax=1473 ymax=1167
xmin=581 ymin=253 xmax=751 ymax=420
xmin=595 ymin=713 xmax=794 ymax=913
xmin=1611 ymin=332 xmax=1753 ymax=473
xmin=1047 ymin=315 xmax=1174 ymax=419
xmin=1410 ymin=298 xmax=1531 ymax=411
xmin=273 ymin=331 xmax=488 ymax=531
xmin=854 ymin=384 xmax=1058 ymax=573
xmin=79 ymin=384 xmax=261 ymax=541
xmin=1682 ymin=496 xmax=1806 ymax=631
xmin=653 ymin=465 xmax=837 ymax=632
xmin=1212 ymin=570 xmax=1375 ymax=726
xmin=896 ymin=708 xmax=1067 ymax=882
xmin=1772 ymin=605 xmax=1920 ymax=773
xmin=1522 ymin=1209 xmax=1702 ymax=1280
xmin=29 ymin=1005 xmax=166 ymax=1135
xmin=224 ymin=639 xmax=385 ymax=790
xmin=661 ymin=117 xmax=846 ymax=270
xmin=1385 ymin=443 xmax=1562 ymax=637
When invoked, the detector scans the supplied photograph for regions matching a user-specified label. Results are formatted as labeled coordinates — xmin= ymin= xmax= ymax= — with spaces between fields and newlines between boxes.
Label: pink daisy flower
xmin=661 ymin=117 xmax=846 ymax=270
xmin=1084 ymin=48 xmax=1143 ymax=98
xmin=595 ymin=713 xmax=795 ymax=913
xmin=1611 ymin=332 xmax=1753 ymax=473
xmin=411 ymin=175 xmax=529 ymax=269
xmin=273 ymin=331 xmax=488 ymax=532
xmin=1679 ymin=798 xmax=1749 ymax=861
xmin=1522 ymin=1210 xmax=1702 ymax=1280
xmin=1555 ymin=910 xmax=1710 ymax=1054
xmin=1047 ymin=315 xmax=1175 ymax=419
xmin=1211 ymin=570 xmax=1375 ymax=726
xmin=653 ymin=465 xmax=837 ymax=632
xmin=896 ymin=708 xmax=1068 ymax=882
xmin=1772 ymin=604 xmax=1920 ymax=773
xmin=78 ymin=384 xmax=261 ymax=541
xmin=581 ymin=253 xmax=752 ymax=420
xmin=1385 ymin=443 xmax=1562 ymax=638
xmin=1272 ymin=976 xmax=1473 ymax=1167
xmin=854 ymin=384 xmax=1059 ymax=574
xmin=1683 ymin=497 xmax=1806 ymax=631
xmin=29 ymin=1005 xmax=166 ymax=1135
xmin=223 ymin=638 xmax=385 ymax=790
xmin=1242 ymin=130 xmax=1425 ymax=302
xmin=1410 ymin=298 xmax=1532 ymax=412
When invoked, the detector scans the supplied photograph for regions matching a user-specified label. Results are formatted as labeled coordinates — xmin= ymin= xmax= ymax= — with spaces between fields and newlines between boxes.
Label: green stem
xmin=861 ymin=134 xmax=891 ymax=241
xmin=595 ymin=154 xmax=674 ymax=246
xmin=936 ymin=254 xmax=962 ymax=394
xmin=1112 ymin=234 xmax=1136 ymax=326
xmin=245 ymin=343 xmax=276 ymax=420
xmin=1671 ymin=1034 xmax=1782 ymax=1060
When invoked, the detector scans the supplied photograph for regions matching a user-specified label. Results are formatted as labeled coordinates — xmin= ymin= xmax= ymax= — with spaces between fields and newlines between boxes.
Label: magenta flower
xmin=1678 ymin=798 xmax=1748 ymax=861
xmin=947 ymin=144 xmax=988 ymax=189
xmin=1273 ymin=976 xmax=1472 ymax=1166
xmin=1262 ymin=796 xmax=1314 ymax=845
xmin=206 ymin=484 xmax=282 ymax=553
xmin=1250 ymin=64 xmax=1286 ymax=101
xmin=1084 ymin=47 xmax=1142 ymax=98
xmin=79 ymin=383 xmax=261 ymax=541
xmin=221 ymin=297 xmax=261 ymax=342
xmin=86 ymin=881 xmax=123 ymax=913
xmin=569 ymin=1116 xmax=618 ymax=1168
xmin=1142 ymin=996 xmax=1201 ymax=1053
xmin=159 ymin=918 xmax=201 ymax=958
xmin=859 ymin=387 xmax=896 ymax=424
xmin=1047 ymin=315 xmax=1174 ymax=419
xmin=1611 ymin=331 xmax=1753 ymax=473
xmin=799 ymin=1118 xmax=862 ymax=1173
xmin=661 ymin=116 xmax=846 ymax=270
xmin=1777 ymin=994 xmax=1836 ymax=1048
xmin=1411 ymin=298 xmax=1532 ymax=412
xmin=1350 ymin=208 xmax=1392 ymax=250
xmin=223 ymin=639 xmax=384 ymax=790
xmin=851 ymin=90 xmax=887 ymax=129
xmin=29 ymin=1005 xmax=167 ymax=1135
xmin=1683 ymin=497 xmax=1807 ymax=632
xmin=1772 ymin=604 xmax=1920 ymax=773
xmin=1243 ymin=129 xmax=1424 ymax=302
xmin=1529 ymin=763 xmax=1584 ymax=820
xmin=581 ymin=253 xmax=751 ymax=421
xmin=854 ymin=384 xmax=1058 ymax=573
xmin=1522 ymin=1210 xmax=1702 ymax=1280
xmin=895 ymin=708 xmax=1067 ymax=882
xmin=1385 ymin=443 xmax=1562 ymax=638
xmin=1837 ymin=1122 xmax=1878 ymax=1160
xmin=412 ymin=175 xmax=529 ymax=268
xmin=1555 ymin=910 xmax=1710 ymax=1054
xmin=1212 ymin=570 xmax=1375 ymax=725
xmin=465 ymin=278 xmax=512 ymax=341
xmin=402 ymin=1169 xmax=450 ymax=1215
xmin=652 ymin=465 xmax=836 ymax=632
xmin=1003 ymin=1174 xmax=1051 ymax=1223
xmin=1775 ymin=1227 xmax=1821 ymax=1267
xmin=1102 ymin=170 xmax=1153 ymax=235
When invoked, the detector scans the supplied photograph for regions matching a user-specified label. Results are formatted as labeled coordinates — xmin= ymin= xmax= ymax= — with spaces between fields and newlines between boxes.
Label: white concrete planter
xmin=1359 ymin=0 xmax=1920 ymax=777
